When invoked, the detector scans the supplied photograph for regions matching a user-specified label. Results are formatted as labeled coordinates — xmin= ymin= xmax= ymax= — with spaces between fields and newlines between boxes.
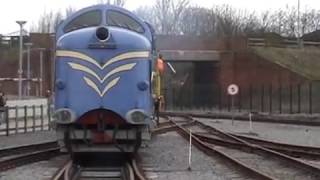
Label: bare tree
xmin=65 ymin=6 xmax=76 ymax=17
xmin=179 ymin=7 xmax=217 ymax=36
xmin=154 ymin=0 xmax=189 ymax=34
xmin=134 ymin=6 xmax=158 ymax=29
xmin=30 ymin=2 xmax=320 ymax=38
xmin=30 ymin=8 xmax=76 ymax=33
xmin=97 ymin=0 xmax=126 ymax=7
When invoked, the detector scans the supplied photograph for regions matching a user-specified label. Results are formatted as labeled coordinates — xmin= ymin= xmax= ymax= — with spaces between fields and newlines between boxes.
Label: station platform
xmin=0 ymin=131 xmax=56 ymax=149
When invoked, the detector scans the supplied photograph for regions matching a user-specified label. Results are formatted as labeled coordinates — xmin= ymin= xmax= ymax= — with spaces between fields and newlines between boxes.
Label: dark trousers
xmin=154 ymin=104 xmax=160 ymax=125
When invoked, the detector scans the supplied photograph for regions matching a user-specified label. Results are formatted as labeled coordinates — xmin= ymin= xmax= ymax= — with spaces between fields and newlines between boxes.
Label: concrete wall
xmin=219 ymin=50 xmax=307 ymax=92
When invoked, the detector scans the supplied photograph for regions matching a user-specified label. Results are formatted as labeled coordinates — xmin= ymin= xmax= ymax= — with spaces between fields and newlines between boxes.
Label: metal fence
xmin=247 ymin=38 xmax=320 ymax=48
xmin=164 ymin=82 xmax=320 ymax=114
xmin=0 ymin=105 xmax=52 ymax=136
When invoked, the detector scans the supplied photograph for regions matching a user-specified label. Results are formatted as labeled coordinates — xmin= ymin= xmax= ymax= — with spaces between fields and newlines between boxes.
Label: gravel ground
xmin=213 ymin=145 xmax=319 ymax=180
xmin=0 ymin=155 xmax=68 ymax=180
xmin=140 ymin=130 xmax=253 ymax=180
xmin=0 ymin=131 xmax=56 ymax=149
xmin=195 ymin=117 xmax=320 ymax=147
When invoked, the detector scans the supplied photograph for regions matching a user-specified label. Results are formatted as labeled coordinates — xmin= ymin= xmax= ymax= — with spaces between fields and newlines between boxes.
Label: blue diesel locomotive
xmin=54 ymin=4 xmax=155 ymax=153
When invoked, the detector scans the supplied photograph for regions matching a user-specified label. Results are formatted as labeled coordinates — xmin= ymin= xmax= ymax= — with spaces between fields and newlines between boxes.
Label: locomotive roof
xmin=56 ymin=4 xmax=149 ymax=39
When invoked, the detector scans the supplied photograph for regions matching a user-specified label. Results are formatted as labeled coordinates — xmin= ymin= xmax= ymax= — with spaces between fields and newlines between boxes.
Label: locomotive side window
xmin=64 ymin=10 xmax=102 ymax=33
xmin=107 ymin=11 xmax=144 ymax=33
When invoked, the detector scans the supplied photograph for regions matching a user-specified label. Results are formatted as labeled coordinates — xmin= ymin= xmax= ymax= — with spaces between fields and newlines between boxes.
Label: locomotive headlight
xmin=96 ymin=27 xmax=110 ymax=42
xmin=132 ymin=111 xmax=145 ymax=122
xmin=53 ymin=108 xmax=76 ymax=124
xmin=137 ymin=81 xmax=149 ymax=91
xmin=126 ymin=110 xmax=148 ymax=124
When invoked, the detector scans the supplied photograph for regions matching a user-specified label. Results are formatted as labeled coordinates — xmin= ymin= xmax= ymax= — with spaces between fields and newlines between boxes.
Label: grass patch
xmin=252 ymin=47 xmax=320 ymax=80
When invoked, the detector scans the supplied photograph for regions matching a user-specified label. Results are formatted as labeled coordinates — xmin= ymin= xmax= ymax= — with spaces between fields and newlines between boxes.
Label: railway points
xmin=159 ymin=115 xmax=320 ymax=179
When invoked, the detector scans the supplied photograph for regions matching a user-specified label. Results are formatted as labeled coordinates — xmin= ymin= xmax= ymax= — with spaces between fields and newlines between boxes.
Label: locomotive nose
xmin=96 ymin=27 xmax=110 ymax=41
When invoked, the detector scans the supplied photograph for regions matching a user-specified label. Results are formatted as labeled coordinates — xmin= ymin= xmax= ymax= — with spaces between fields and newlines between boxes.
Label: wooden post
xmin=309 ymin=83 xmax=312 ymax=114
xmin=40 ymin=105 xmax=44 ymax=131
xmin=297 ymin=84 xmax=301 ymax=113
xmin=279 ymin=84 xmax=282 ymax=114
xmin=32 ymin=105 xmax=36 ymax=132
xmin=15 ymin=106 xmax=18 ymax=134
xmin=5 ymin=107 xmax=9 ymax=136
xmin=261 ymin=85 xmax=264 ymax=112
xmin=24 ymin=106 xmax=27 ymax=133
xmin=48 ymin=104 xmax=51 ymax=130
xmin=218 ymin=86 xmax=222 ymax=111
xmin=289 ymin=84 xmax=293 ymax=114
xmin=269 ymin=84 xmax=272 ymax=113
xmin=238 ymin=89 xmax=242 ymax=112
xmin=249 ymin=84 xmax=253 ymax=112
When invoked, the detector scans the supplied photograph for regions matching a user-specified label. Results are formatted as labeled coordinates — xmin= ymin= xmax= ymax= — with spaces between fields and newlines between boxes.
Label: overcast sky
xmin=1 ymin=0 xmax=319 ymax=34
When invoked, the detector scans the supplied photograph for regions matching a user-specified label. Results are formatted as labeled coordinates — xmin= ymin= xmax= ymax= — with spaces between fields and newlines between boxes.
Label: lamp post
xmin=24 ymin=42 xmax=33 ymax=97
xmin=297 ymin=0 xmax=301 ymax=48
xmin=38 ymin=48 xmax=45 ymax=97
xmin=16 ymin=20 xmax=27 ymax=99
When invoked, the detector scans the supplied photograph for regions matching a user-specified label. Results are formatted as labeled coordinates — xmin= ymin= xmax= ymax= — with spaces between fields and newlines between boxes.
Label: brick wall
xmin=0 ymin=33 xmax=54 ymax=97
xmin=220 ymin=50 xmax=307 ymax=92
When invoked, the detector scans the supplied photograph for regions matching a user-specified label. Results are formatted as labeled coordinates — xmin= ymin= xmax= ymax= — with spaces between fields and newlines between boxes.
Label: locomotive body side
xmin=54 ymin=5 xmax=154 ymax=153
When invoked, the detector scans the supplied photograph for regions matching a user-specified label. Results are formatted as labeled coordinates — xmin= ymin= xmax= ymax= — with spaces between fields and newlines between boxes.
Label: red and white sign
xmin=227 ymin=84 xmax=239 ymax=95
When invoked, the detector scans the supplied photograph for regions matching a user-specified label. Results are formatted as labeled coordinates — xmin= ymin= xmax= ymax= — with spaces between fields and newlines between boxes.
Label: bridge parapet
xmin=159 ymin=50 xmax=221 ymax=62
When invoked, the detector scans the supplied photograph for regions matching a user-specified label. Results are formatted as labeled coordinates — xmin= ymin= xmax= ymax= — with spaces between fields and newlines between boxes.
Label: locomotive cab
xmin=54 ymin=5 xmax=154 ymax=153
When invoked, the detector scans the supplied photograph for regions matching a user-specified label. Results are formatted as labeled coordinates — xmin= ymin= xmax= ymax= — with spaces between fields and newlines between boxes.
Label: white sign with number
xmin=227 ymin=84 xmax=239 ymax=95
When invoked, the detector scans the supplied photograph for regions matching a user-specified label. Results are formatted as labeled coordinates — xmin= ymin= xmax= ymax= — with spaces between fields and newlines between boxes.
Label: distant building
xmin=0 ymin=29 xmax=30 ymax=48
xmin=0 ymin=32 xmax=320 ymax=112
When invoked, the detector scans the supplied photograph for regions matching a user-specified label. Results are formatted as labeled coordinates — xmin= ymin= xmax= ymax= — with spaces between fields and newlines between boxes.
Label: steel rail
xmin=0 ymin=141 xmax=58 ymax=158
xmin=0 ymin=147 xmax=60 ymax=171
xmin=50 ymin=159 xmax=73 ymax=180
xmin=152 ymin=121 xmax=196 ymax=135
xmin=156 ymin=120 xmax=320 ymax=159
xmin=195 ymin=132 xmax=320 ymax=159
xmin=171 ymin=115 xmax=320 ymax=177
xmin=52 ymin=158 xmax=141 ymax=180
xmin=131 ymin=159 xmax=146 ymax=180
xmin=126 ymin=162 xmax=135 ymax=180
xmin=162 ymin=111 xmax=320 ymax=126
xmin=166 ymin=117 xmax=275 ymax=180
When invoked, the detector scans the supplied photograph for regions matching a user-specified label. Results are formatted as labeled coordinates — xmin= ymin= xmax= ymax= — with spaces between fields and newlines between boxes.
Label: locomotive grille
xmin=56 ymin=50 xmax=149 ymax=97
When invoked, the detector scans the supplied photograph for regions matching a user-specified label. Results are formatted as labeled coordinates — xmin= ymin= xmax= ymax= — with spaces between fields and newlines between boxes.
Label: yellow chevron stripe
xmin=102 ymin=51 xmax=149 ymax=69
xmin=56 ymin=50 xmax=101 ymax=68
xmin=83 ymin=76 xmax=120 ymax=97
xmin=69 ymin=62 xmax=136 ymax=83
xmin=101 ymin=77 xmax=120 ymax=96
xmin=83 ymin=77 xmax=102 ymax=96
xmin=101 ymin=63 xmax=136 ymax=82
xmin=56 ymin=50 xmax=149 ymax=70
xmin=68 ymin=62 xmax=102 ymax=82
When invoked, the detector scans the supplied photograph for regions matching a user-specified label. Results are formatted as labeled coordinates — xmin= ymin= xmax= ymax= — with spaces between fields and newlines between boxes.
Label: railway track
xmin=155 ymin=116 xmax=320 ymax=159
xmin=0 ymin=141 xmax=60 ymax=171
xmin=162 ymin=111 xmax=320 ymax=126
xmin=51 ymin=156 xmax=146 ymax=180
xmin=160 ymin=115 xmax=320 ymax=180
xmin=194 ymin=130 xmax=320 ymax=159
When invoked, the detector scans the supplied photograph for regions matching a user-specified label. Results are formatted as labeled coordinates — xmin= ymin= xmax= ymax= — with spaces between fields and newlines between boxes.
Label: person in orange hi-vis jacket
xmin=154 ymin=54 xmax=165 ymax=122
xmin=156 ymin=54 xmax=165 ymax=74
